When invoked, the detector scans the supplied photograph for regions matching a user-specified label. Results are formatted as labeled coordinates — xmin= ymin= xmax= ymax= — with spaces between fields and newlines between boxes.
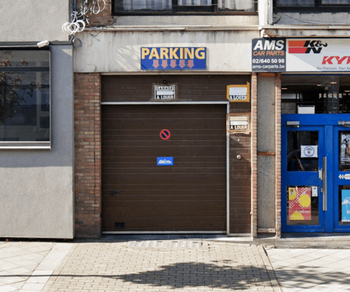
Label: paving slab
xmin=0 ymin=242 xmax=72 ymax=292
xmin=3 ymin=236 xmax=350 ymax=291
xmin=266 ymin=247 xmax=350 ymax=292
xmin=41 ymin=241 xmax=280 ymax=292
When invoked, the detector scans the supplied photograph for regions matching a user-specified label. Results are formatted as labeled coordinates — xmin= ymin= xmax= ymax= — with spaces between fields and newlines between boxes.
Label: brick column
xmin=275 ymin=74 xmax=282 ymax=238
xmin=74 ymin=73 xmax=102 ymax=238
xmin=76 ymin=0 xmax=112 ymax=27
xmin=251 ymin=73 xmax=258 ymax=238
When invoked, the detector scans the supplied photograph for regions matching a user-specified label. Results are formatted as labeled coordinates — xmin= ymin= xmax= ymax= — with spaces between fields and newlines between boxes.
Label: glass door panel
xmin=282 ymin=126 xmax=325 ymax=232
xmin=334 ymin=128 xmax=350 ymax=231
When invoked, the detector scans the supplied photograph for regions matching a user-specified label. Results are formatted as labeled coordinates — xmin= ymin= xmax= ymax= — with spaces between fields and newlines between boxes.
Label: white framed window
xmin=113 ymin=0 xmax=256 ymax=14
xmin=275 ymin=0 xmax=350 ymax=7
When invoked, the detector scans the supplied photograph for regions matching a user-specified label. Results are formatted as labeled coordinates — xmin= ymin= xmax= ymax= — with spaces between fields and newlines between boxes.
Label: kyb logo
xmin=288 ymin=40 xmax=328 ymax=54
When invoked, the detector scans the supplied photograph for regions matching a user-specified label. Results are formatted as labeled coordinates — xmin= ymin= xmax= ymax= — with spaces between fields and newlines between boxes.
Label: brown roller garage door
xmin=102 ymin=104 xmax=227 ymax=232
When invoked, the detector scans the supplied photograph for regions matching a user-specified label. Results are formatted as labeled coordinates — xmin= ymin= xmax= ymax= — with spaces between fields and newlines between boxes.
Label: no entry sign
xmin=160 ymin=129 xmax=171 ymax=140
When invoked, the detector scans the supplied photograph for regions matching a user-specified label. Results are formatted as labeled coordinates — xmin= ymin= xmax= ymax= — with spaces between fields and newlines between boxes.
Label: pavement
xmin=0 ymin=236 xmax=349 ymax=291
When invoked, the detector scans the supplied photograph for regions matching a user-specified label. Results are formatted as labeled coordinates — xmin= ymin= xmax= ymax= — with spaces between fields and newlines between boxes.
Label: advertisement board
xmin=342 ymin=190 xmax=350 ymax=222
xmin=226 ymin=83 xmax=250 ymax=102
xmin=288 ymin=186 xmax=311 ymax=221
xmin=252 ymin=38 xmax=350 ymax=72
xmin=286 ymin=39 xmax=350 ymax=72
xmin=252 ymin=38 xmax=286 ymax=72
xmin=141 ymin=47 xmax=206 ymax=70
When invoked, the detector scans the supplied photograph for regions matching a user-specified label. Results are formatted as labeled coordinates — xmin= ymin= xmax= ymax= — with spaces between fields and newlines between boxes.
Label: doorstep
xmin=256 ymin=233 xmax=350 ymax=249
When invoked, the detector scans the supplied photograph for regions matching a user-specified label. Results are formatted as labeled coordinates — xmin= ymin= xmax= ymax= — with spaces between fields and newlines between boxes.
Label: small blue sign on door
xmin=157 ymin=157 xmax=174 ymax=166
xmin=341 ymin=190 xmax=350 ymax=222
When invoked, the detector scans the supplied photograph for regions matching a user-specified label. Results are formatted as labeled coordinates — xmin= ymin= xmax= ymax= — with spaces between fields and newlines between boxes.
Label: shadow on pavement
xmin=112 ymin=262 xmax=273 ymax=289
xmin=272 ymin=265 xmax=350 ymax=290
xmin=0 ymin=262 xmax=274 ymax=290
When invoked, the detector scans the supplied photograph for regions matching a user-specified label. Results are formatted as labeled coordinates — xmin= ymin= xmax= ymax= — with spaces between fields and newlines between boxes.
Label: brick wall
xmin=251 ymin=73 xmax=258 ymax=238
xmin=275 ymin=74 xmax=282 ymax=237
xmin=74 ymin=73 xmax=102 ymax=238
xmin=77 ymin=0 xmax=112 ymax=27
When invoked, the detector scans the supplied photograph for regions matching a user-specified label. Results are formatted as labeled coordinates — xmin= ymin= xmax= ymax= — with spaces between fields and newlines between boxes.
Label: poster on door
xmin=340 ymin=133 xmax=350 ymax=166
xmin=341 ymin=190 xmax=350 ymax=222
xmin=288 ymin=187 xmax=311 ymax=221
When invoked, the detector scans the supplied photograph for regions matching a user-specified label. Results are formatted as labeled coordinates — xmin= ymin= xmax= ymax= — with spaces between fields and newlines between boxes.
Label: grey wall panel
xmin=257 ymin=75 xmax=275 ymax=229
xmin=257 ymin=76 xmax=275 ymax=152
xmin=0 ymin=0 xmax=69 ymax=42
xmin=0 ymin=45 xmax=74 ymax=239
xmin=257 ymin=156 xmax=275 ymax=228
xmin=74 ymin=31 xmax=258 ymax=73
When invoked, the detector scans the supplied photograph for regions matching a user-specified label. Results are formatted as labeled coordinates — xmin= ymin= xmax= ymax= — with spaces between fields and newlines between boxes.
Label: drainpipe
xmin=71 ymin=0 xmax=77 ymax=21
xmin=267 ymin=0 xmax=273 ymax=25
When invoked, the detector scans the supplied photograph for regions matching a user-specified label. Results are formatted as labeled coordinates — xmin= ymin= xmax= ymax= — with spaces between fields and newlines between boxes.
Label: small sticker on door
xmin=301 ymin=145 xmax=318 ymax=158
xmin=157 ymin=157 xmax=174 ymax=166
xmin=312 ymin=186 xmax=318 ymax=197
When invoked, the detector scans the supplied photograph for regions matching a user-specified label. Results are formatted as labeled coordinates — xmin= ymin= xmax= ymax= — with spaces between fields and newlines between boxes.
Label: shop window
xmin=113 ymin=0 xmax=257 ymax=14
xmin=276 ymin=0 xmax=315 ymax=7
xmin=275 ymin=0 xmax=350 ymax=10
xmin=0 ymin=49 xmax=50 ymax=149
xmin=281 ymin=75 xmax=350 ymax=114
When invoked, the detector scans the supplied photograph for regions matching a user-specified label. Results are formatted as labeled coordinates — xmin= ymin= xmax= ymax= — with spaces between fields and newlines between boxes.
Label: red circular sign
xmin=160 ymin=129 xmax=171 ymax=140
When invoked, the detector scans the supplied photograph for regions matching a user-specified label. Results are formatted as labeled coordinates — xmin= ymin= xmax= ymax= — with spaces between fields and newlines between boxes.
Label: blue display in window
xmin=341 ymin=190 xmax=350 ymax=222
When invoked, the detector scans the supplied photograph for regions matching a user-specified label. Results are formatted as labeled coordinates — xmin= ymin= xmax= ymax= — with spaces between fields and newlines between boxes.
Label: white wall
xmin=75 ymin=30 xmax=258 ymax=73
xmin=0 ymin=45 xmax=74 ymax=239
xmin=0 ymin=0 xmax=70 ymax=42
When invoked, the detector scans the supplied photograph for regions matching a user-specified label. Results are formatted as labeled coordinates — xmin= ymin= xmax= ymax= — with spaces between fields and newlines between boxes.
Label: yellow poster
xmin=288 ymin=187 xmax=311 ymax=220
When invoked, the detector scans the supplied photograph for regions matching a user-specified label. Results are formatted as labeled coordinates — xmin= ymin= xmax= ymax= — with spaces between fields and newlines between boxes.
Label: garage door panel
xmin=103 ymin=161 xmax=226 ymax=168
xmin=103 ymin=135 xmax=225 ymax=143
xmin=102 ymin=156 xmax=225 ymax=164
xmin=102 ymin=104 xmax=227 ymax=232
xmin=101 ymin=121 xmax=225 ymax=131
xmin=102 ymin=147 xmax=225 ymax=157
xmin=102 ymin=218 xmax=226 ymax=231
xmin=104 ymin=138 xmax=226 ymax=146
xmin=103 ymin=183 xmax=225 ymax=191
xmin=103 ymin=194 xmax=226 ymax=201
xmin=102 ymin=173 xmax=226 ymax=185
xmin=103 ymin=168 xmax=226 ymax=175
xmin=102 ymin=104 xmax=224 ymax=115
xmin=103 ymin=203 xmax=226 ymax=217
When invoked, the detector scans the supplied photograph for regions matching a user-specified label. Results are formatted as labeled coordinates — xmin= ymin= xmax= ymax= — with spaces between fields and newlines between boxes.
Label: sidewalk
xmin=0 ymin=239 xmax=280 ymax=292
xmin=2 ymin=237 xmax=350 ymax=291
xmin=267 ymin=247 xmax=350 ymax=291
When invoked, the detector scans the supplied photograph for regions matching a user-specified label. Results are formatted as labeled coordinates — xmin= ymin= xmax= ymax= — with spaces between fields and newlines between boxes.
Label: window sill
xmin=0 ymin=142 xmax=51 ymax=150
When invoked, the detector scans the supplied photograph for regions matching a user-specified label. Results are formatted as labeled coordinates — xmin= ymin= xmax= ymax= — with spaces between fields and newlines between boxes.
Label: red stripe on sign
xmin=289 ymin=40 xmax=306 ymax=47
xmin=288 ymin=48 xmax=308 ymax=54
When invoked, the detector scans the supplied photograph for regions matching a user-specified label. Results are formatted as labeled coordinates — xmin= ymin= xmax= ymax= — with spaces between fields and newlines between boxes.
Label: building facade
xmin=0 ymin=1 xmax=74 ymax=239
xmin=73 ymin=0 xmax=261 ymax=238
xmin=261 ymin=0 xmax=350 ymax=234
xmin=74 ymin=0 xmax=350 ymax=238
xmin=3 ymin=0 xmax=350 ymax=239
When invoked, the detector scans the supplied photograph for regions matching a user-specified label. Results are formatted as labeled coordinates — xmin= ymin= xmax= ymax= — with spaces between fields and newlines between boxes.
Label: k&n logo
xmin=288 ymin=40 xmax=328 ymax=54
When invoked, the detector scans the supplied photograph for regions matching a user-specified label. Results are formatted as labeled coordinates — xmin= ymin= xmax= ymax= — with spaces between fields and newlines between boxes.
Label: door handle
xmin=323 ymin=156 xmax=327 ymax=211
xmin=319 ymin=168 xmax=322 ymax=180
xmin=338 ymin=121 xmax=350 ymax=127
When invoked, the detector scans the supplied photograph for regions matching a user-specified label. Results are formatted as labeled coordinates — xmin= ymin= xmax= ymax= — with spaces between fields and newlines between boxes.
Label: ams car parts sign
xmin=252 ymin=38 xmax=350 ymax=72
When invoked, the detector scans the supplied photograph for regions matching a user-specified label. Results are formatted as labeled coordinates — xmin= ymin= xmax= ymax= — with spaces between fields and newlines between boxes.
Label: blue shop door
xmin=282 ymin=114 xmax=350 ymax=232
xmin=282 ymin=122 xmax=325 ymax=232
